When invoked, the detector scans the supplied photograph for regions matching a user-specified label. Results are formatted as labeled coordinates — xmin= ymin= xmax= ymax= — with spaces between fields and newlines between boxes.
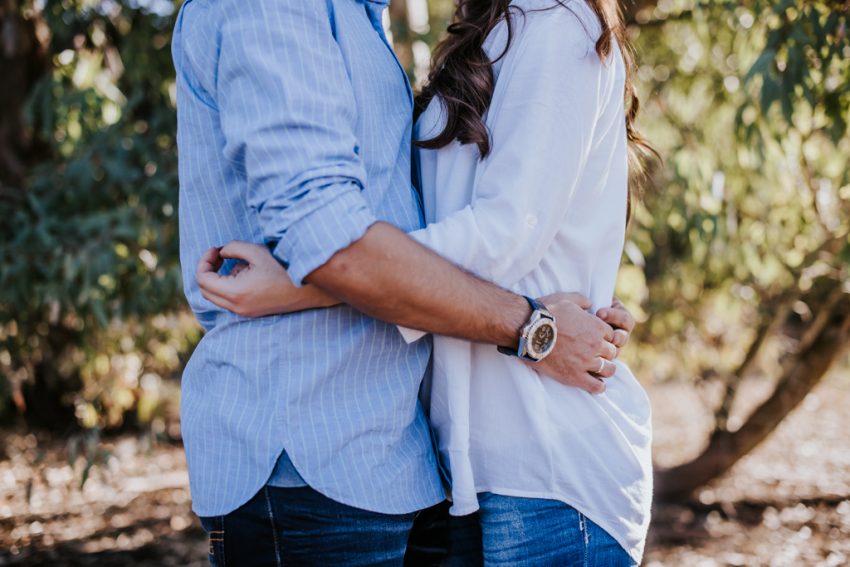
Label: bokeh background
xmin=1 ymin=0 xmax=849 ymax=565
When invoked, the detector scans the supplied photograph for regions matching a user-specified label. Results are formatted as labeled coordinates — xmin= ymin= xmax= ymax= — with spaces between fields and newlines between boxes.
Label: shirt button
xmin=525 ymin=214 xmax=538 ymax=227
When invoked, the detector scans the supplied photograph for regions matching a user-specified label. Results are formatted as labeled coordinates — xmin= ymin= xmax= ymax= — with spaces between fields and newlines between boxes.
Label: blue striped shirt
xmin=172 ymin=0 xmax=444 ymax=517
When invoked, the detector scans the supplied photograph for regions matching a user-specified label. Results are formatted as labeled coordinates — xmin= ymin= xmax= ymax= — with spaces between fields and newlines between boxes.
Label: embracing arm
xmin=208 ymin=0 xmax=536 ymax=347
xmin=199 ymin=0 xmax=621 ymax=391
xmin=198 ymin=231 xmax=536 ymax=350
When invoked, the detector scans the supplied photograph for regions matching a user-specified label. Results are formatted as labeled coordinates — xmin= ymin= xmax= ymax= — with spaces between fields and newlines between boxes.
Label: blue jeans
xmin=445 ymin=493 xmax=636 ymax=566
xmin=199 ymin=485 xmax=416 ymax=566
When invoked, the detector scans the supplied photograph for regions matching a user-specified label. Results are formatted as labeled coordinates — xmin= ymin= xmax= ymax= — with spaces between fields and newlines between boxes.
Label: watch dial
xmin=531 ymin=323 xmax=555 ymax=355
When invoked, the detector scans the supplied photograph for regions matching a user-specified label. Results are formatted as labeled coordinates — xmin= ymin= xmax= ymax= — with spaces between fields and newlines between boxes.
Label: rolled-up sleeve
xmin=215 ymin=0 xmax=377 ymax=285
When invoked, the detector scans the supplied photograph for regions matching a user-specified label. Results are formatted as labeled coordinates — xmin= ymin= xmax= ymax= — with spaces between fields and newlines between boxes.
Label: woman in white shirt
xmin=198 ymin=0 xmax=654 ymax=564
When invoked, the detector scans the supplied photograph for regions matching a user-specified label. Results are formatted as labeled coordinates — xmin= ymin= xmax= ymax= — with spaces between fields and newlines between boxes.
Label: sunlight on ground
xmin=2 ymin=376 xmax=849 ymax=566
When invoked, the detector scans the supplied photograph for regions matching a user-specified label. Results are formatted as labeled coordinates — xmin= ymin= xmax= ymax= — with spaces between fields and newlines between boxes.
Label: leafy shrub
xmin=0 ymin=0 xmax=193 ymax=430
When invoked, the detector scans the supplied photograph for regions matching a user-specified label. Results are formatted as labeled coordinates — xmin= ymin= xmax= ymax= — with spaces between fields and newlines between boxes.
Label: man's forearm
xmin=305 ymin=222 xmax=529 ymax=348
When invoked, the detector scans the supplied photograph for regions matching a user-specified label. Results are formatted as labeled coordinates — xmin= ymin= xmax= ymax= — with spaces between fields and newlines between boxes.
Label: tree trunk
xmin=0 ymin=0 xmax=49 ymax=187
xmin=654 ymin=280 xmax=850 ymax=501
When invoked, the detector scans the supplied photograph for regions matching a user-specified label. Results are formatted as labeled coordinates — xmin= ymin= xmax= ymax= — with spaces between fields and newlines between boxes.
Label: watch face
xmin=528 ymin=320 xmax=557 ymax=358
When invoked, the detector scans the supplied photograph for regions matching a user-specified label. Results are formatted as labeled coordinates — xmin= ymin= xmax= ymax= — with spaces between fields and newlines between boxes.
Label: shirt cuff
xmin=273 ymin=186 xmax=377 ymax=286
xmin=397 ymin=325 xmax=428 ymax=344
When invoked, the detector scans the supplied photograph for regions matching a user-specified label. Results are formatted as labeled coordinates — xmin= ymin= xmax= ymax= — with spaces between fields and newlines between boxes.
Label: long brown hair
xmin=414 ymin=0 xmax=655 ymax=216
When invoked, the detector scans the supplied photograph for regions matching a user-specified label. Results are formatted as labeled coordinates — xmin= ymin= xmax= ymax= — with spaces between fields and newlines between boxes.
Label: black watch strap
xmin=497 ymin=345 xmax=517 ymax=357
xmin=524 ymin=295 xmax=545 ymax=313
xmin=497 ymin=296 xmax=540 ymax=357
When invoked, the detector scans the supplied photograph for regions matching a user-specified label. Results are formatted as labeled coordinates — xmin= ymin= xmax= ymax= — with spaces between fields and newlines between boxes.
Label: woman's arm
xmin=197 ymin=244 xmax=340 ymax=316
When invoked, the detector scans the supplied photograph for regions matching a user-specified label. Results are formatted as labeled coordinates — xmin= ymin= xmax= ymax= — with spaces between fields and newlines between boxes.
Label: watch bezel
xmin=523 ymin=316 xmax=558 ymax=360
xmin=497 ymin=296 xmax=559 ymax=362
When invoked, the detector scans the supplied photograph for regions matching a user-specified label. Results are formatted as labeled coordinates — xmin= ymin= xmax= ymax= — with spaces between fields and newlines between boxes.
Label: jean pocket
xmin=200 ymin=515 xmax=225 ymax=567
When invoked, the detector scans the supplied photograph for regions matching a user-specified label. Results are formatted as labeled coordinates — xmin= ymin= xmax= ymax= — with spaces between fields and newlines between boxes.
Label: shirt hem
xmin=283 ymin=447 xmax=447 ymax=516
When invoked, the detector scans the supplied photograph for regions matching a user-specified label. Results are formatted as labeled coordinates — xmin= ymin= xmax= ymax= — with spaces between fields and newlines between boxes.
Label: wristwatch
xmin=497 ymin=296 xmax=558 ymax=363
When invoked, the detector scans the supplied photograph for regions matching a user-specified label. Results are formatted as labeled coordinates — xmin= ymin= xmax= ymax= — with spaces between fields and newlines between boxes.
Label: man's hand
xmin=530 ymin=293 xmax=618 ymax=394
xmin=196 ymin=241 xmax=340 ymax=317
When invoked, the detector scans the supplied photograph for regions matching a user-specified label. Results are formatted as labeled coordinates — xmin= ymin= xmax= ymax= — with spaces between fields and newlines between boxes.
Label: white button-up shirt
xmin=402 ymin=1 xmax=653 ymax=562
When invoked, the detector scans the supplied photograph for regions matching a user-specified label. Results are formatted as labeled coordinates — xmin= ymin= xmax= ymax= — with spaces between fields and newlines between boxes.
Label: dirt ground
xmin=2 ymin=378 xmax=849 ymax=567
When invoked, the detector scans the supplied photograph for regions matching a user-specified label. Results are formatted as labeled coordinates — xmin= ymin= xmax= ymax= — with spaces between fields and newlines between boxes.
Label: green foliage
xmin=741 ymin=0 xmax=850 ymax=143
xmin=619 ymin=0 xmax=849 ymax=403
xmin=0 ymin=0 xmax=192 ymax=429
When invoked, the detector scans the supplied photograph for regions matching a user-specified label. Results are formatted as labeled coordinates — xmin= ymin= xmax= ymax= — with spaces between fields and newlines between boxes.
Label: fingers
xmin=197 ymin=247 xmax=223 ymax=276
xmin=597 ymin=318 xmax=616 ymax=343
xmin=230 ymin=262 xmax=248 ymax=277
xmin=195 ymin=244 xmax=259 ymax=316
xmin=199 ymin=285 xmax=236 ymax=311
xmin=611 ymin=328 xmax=630 ymax=349
xmin=581 ymin=374 xmax=607 ymax=395
xmin=196 ymin=247 xmax=233 ymax=299
xmin=197 ymin=268 xmax=230 ymax=299
xmin=219 ymin=241 xmax=269 ymax=264
xmin=197 ymin=258 xmax=247 ymax=300
xmin=589 ymin=358 xmax=617 ymax=379
xmin=598 ymin=340 xmax=618 ymax=361
xmin=537 ymin=364 xmax=607 ymax=395
xmin=597 ymin=303 xmax=636 ymax=333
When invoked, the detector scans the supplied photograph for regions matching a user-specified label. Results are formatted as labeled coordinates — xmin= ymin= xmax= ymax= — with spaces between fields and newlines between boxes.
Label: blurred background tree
xmin=0 ymin=0 xmax=196 ymax=435
xmin=0 ymin=0 xmax=848 ymax=501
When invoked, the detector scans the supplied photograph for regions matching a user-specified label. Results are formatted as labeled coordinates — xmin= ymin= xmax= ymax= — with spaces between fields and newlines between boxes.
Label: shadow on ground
xmin=3 ymin=381 xmax=850 ymax=566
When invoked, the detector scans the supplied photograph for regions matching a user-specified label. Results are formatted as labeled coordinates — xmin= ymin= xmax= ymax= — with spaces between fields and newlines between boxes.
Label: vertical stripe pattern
xmin=172 ymin=0 xmax=443 ymax=517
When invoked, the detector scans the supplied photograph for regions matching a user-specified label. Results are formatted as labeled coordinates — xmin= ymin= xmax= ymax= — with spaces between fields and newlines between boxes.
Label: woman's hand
xmin=596 ymin=297 xmax=635 ymax=356
xmin=528 ymin=294 xmax=636 ymax=395
xmin=196 ymin=241 xmax=341 ymax=318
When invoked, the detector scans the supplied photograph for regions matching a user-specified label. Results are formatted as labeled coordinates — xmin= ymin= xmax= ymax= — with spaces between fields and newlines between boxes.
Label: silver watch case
xmin=518 ymin=307 xmax=558 ymax=362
